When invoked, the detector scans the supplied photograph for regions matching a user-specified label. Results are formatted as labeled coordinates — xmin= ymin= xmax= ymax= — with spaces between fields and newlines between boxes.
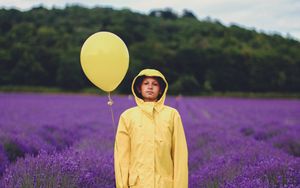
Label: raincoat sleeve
xmin=114 ymin=114 xmax=130 ymax=188
xmin=172 ymin=110 xmax=188 ymax=188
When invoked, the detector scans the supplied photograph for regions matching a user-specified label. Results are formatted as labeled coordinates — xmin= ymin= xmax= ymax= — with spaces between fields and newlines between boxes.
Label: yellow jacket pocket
xmin=129 ymin=173 xmax=139 ymax=187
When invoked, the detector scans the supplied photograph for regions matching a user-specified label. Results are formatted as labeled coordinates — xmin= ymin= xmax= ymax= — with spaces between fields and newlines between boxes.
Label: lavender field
xmin=0 ymin=93 xmax=299 ymax=187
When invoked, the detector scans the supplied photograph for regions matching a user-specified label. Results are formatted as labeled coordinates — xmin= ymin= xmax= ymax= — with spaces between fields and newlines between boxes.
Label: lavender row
xmin=0 ymin=93 xmax=299 ymax=187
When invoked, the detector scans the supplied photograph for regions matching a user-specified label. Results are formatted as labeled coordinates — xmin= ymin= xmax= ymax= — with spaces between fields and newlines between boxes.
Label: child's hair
xmin=134 ymin=76 xmax=166 ymax=100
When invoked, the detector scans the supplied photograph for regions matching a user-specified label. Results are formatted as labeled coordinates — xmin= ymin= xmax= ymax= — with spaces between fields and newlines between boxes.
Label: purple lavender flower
xmin=0 ymin=93 xmax=299 ymax=187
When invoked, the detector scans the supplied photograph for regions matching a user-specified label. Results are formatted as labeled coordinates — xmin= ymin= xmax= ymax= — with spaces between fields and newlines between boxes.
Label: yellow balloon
xmin=80 ymin=31 xmax=129 ymax=92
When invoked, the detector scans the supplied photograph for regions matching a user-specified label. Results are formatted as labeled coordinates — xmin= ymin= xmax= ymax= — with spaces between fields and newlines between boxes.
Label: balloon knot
xmin=107 ymin=100 xmax=114 ymax=106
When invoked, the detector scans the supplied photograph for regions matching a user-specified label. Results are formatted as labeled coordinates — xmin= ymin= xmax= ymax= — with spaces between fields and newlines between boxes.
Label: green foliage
xmin=169 ymin=74 xmax=201 ymax=95
xmin=3 ymin=140 xmax=25 ymax=162
xmin=0 ymin=6 xmax=299 ymax=94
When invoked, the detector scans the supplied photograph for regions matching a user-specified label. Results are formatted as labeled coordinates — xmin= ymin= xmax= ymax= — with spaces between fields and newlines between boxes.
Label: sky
xmin=1 ymin=0 xmax=300 ymax=41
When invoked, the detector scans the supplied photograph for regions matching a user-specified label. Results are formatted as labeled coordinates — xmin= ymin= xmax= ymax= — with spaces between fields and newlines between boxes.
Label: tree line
xmin=0 ymin=6 xmax=299 ymax=94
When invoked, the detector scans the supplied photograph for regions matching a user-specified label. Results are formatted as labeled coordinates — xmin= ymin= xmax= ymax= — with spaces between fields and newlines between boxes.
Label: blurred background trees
xmin=0 ymin=6 xmax=299 ymax=95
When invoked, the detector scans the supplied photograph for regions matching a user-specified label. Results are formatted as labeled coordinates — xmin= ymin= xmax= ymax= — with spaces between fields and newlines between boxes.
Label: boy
xmin=114 ymin=69 xmax=188 ymax=188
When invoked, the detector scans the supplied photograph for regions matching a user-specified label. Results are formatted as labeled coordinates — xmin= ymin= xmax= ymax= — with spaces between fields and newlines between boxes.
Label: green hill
xmin=0 ymin=6 xmax=299 ymax=95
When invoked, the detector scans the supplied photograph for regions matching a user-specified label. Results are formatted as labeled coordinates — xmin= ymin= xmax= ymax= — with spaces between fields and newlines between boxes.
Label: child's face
xmin=140 ymin=77 xmax=161 ymax=102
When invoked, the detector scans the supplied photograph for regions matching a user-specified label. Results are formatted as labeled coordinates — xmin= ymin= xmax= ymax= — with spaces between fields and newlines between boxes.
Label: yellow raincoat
xmin=114 ymin=69 xmax=188 ymax=188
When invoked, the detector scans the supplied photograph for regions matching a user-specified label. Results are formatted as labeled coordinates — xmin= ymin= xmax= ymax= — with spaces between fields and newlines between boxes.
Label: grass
xmin=0 ymin=85 xmax=106 ymax=95
xmin=0 ymin=85 xmax=300 ymax=98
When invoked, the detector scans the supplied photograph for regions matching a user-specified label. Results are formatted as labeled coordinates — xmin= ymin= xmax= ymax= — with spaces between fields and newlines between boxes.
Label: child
xmin=114 ymin=69 xmax=188 ymax=188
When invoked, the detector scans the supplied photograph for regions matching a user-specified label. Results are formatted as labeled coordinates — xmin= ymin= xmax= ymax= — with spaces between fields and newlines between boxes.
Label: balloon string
xmin=107 ymin=92 xmax=125 ymax=186
xmin=107 ymin=92 xmax=116 ymax=134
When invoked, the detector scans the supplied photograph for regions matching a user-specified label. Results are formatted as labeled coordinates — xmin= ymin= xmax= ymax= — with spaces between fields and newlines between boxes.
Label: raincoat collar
xmin=131 ymin=69 xmax=168 ymax=116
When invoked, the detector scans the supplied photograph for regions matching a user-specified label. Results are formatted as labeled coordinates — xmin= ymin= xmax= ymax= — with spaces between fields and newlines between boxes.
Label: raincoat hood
xmin=131 ymin=69 xmax=168 ymax=114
